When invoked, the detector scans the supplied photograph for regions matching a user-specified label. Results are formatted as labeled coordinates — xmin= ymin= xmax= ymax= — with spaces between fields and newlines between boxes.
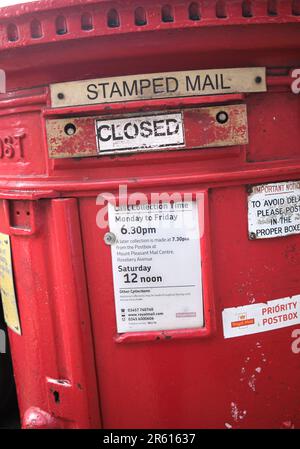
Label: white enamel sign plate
xmin=248 ymin=180 xmax=300 ymax=239
xmin=96 ymin=112 xmax=184 ymax=154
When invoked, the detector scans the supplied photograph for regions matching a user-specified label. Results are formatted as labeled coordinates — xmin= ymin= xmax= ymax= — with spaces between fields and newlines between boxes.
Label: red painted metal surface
xmin=0 ymin=0 xmax=299 ymax=429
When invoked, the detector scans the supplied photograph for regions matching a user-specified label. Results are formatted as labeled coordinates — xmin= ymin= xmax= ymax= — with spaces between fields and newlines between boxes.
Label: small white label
xmin=248 ymin=180 xmax=300 ymax=239
xmin=96 ymin=112 xmax=184 ymax=154
xmin=108 ymin=201 xmax=203 ymax=333
xmin=222 ymin=294 xmax=300 ymax=339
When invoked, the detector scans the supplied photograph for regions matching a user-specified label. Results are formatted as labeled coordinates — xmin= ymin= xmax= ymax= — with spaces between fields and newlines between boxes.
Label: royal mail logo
xmin=231 ymin=314 xmax=255 ymax=328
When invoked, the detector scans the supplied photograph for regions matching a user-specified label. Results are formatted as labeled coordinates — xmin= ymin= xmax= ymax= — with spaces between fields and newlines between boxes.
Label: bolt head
xmin=64 ymin=123 xmax=76 ymax=136
xmin=104 ymin=232 xmax=116 ymax=245
xmin=216 ymin=111 xmax=229 ymax=124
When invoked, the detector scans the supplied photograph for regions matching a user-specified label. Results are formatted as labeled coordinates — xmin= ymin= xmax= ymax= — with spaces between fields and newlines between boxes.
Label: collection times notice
xmin=108 ymin=201 xmax=204 ymax=333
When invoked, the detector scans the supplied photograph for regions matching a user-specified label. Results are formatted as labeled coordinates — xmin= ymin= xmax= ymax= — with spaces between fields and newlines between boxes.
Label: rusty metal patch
xmin=46 ymin=104 xmax=248 ymax=158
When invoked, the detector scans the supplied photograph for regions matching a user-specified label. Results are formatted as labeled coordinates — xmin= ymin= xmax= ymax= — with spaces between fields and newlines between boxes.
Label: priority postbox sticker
xmin=96 ymin=112 xmax=184 ymax=154
xmin=222 ymin=295 xmax=300 ymax=339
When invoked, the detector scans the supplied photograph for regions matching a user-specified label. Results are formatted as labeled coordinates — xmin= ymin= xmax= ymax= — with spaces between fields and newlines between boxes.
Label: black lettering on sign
xmin=96 ymin=112 xmax=184 ymax=153
xmin=123 ymin=80 xmax=138 ymax=97
xmin=112 ymin=125 xmax=123 ymax=141
xmin=140 ymin=121 xmax=153 ymax=138
xmin=186 ymin=75 xmax=201 ymax=92
xmin=185 ymin=73 xmax=232 ymax=92
xmin=55 ymin=68 xmax=266 ymax=108
xmin=153 ymin=120 xmax=165 ymax=137
xmin=87 ymin=84 xmax=98 ymax=100
xmin=98 ymin=125 xmax=111 ymax=142
xmin=221 ymin=73 xmax=231 ymax=89
xmin=214 ymin=74 xmax=219 ymax=90
xmin=139 ymin=79 xmax=151 ymax=95
xmin=166 ymin=119 xmax=179 ymax=136
xmin=123 ymin=123 xmax=139 ymax=139
xmin=87 ymin=73 xmax=233 ymax=102
xmin=166 ymin=77 xmax=178 ymax=93
xmin=152 ymin=78 xmax=165 ymax=94
xmin=110 ymin=82 xmax=123 ymax=98
xmin=98 ymin=82 xmax=109 ymax=99
xmin=202 ymin=74 xmax=215 ymax=90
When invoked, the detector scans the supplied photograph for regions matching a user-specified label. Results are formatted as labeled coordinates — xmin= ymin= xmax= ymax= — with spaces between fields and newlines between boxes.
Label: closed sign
xmin=96 ymin=112 xmax=184 ymax=154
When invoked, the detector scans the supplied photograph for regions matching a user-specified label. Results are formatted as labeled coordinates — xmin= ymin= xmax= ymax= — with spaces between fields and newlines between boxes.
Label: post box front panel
xmin=78 ymin=184 xmax=300 ymax=429
xmin=1 ymin=0 xmax=300 ymax=429
xmin=1 ymin=68 xmax=299 ymax=430
xmin=44 ymin=69 xmax=300 ymax=428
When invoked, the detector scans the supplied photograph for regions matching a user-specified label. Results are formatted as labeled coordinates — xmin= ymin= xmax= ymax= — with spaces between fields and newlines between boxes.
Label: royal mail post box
xmin=0 ymin=0 xmax=300 ymax=429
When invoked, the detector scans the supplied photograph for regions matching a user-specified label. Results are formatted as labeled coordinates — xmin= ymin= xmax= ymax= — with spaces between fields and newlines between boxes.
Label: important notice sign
xmin=248 ymin=180 xmax=300 ymax=239
xmin=108 ymin=201 xmax=203 ymax=333
xmin=51 ymin=67 xmax=266 ymax=108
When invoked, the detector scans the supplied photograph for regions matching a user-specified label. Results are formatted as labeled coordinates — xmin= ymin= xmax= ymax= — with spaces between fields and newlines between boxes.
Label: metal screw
xmin=57 ymin=92 xmax=65 ymax=100
xmin=216 ymin=111 xmax=229 ymax=124
xmin=249 ymin=232 xmax=256 ymax=240
xmin=104 ymin=232 xmax=116 ymax=245
xmin=255 ymin=76 xmax=262 ymax=84
xmin=64 ymin=123 xmax=76 ymax=136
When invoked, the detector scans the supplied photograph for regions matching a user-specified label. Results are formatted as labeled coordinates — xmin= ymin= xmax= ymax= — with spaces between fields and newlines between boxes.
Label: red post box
xmin=0 ymin=0 xmax=300 ymax=429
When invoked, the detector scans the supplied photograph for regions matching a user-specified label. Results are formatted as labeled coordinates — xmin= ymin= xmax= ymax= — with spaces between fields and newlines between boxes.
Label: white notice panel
xmin=108 ymin=201 xmax=203 ymax=333
xmin=248 ymin=180 xmax=300 ymax=239
xmin=96 ymin=112 xmax=184 ymax=154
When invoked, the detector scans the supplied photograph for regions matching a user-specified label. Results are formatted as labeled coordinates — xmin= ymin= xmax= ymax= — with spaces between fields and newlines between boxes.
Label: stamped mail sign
xmin=50 ymin=67 xmax=266 ymax=108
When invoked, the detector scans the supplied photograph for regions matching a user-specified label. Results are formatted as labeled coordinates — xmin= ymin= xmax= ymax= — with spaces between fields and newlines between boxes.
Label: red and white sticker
xmin=222 ymin=294 xmax=300 ymax=339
